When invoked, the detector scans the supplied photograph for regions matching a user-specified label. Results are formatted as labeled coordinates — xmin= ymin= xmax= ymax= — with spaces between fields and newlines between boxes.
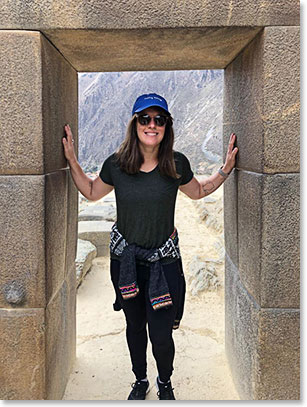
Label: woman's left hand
xmin=223 ymin=133 xmax=238 ymax=174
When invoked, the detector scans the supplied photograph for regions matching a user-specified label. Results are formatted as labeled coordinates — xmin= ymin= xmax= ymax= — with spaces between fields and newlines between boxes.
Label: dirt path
xmin=63 ymin=189 xmax=239 ymax=400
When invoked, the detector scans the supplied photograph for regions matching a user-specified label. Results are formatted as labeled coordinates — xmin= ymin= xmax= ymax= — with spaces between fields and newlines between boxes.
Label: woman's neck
xmin=139 ymin=144 xmax=159 ymax=163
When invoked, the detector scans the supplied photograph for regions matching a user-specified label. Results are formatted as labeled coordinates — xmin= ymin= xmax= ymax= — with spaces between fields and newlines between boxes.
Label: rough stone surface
xmin=78 ymin=204 xmax=116 ymax=222
xmin=0 ymin=308 xmax=45 ymax=400
xmin=66 ymin=265 xmax=77 ymax=376
xmin=256 ymin=309 xmax=300 ymax=400
xmin=238 ymin=170 xmax=300 ymax=308
xmin=0 ymin=7 xmax=291 ymax=74
xmin=3 ymin=280 xmax=27 ymax=305
xmin=223 ymin=170 xmax=238 ymax=267
xmin=0 ymin=176 xmax=45 ymax=308
xmin=43 ymin=27 xmax=262 ymax=71
xmin=237 ymin=170 xmax=263 ymax=305
xmin=261 ymin=174 xmax=300 ymax=308
xmin=262 ymin=27 xmax=300 ymax=173
xmin=78 ymin=221 xmax=113 ymax=256
xmin=225 ymin=253 xmax=260 ymax=400
xmin=0 ymin=31 xmax=77 ymax=175
xmin=45 ymin=280 xmax=71 ymax=400
xmin=76 ymin=239 xmax=97 ymax=287
xmin=224 ymin=27 xmax=300 ymax=174
xmin=45 ymin=170 xmax=68 ymax=303
xmin=0 ymin=0 xmax=299 ymax=29
xmin=41 ymin=32 xmax=78 ymax=173
xmin=65 ymin=171 xmax=79 ymax=280
xmin=0 ymin=31 xmax=44 ymax=174
xmin=225 ymin=254 xmax=300 ymax=400
xmin=0 ymin=2 xmax=300 ymax=400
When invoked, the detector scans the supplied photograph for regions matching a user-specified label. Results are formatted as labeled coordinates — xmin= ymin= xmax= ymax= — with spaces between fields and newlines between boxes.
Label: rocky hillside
xmin=78 ymin=70 xmax=223 ymax=174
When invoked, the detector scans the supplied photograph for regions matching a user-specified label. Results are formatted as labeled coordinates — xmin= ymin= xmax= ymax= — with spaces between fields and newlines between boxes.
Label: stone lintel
xmin=42 ymin=27 xmax=262 ymax=72
xmin=0 ymin=0 xmax=299 ymax=29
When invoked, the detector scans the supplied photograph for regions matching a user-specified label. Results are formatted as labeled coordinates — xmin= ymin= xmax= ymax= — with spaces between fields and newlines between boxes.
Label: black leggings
xmin=110 ymin=258 xmax=185 ymax=382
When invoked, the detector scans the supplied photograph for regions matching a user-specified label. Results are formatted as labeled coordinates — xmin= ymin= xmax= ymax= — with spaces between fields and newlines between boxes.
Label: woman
xmin=63 ymin=93 xmax=238 ymax=400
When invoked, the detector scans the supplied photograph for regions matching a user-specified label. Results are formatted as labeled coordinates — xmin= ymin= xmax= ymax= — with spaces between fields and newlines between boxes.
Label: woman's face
xmin=136 ymin=107 xmax=167 ymax=149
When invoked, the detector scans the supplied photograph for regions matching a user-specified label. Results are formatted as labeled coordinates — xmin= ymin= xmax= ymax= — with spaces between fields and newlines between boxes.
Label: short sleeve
xmin=99 ymin=154 xmax=114 ymax=186
xmin=176 ymin=151 xmax=194 ymax=185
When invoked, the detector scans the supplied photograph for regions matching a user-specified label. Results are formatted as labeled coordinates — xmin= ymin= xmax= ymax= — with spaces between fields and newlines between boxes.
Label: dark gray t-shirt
xmin=99 ymin=150 xmax=194 ymax=261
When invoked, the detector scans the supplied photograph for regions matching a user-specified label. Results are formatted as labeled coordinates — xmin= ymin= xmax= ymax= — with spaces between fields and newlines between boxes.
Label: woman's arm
xmin=63 ymin=124 xmax=114 ymax=201
xmin=179 ymin=170 xmax=227 ymax=200
xmin=179 ymin=133 xmax=238 ymax=200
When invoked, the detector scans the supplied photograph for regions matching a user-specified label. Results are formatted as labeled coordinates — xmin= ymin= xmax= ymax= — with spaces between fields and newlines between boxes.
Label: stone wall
xmin=0 ymin=0 xmax=300 ymax=400
xmin=0 ymin=31 xmax=78 ymax=399
xmin=223 ymin=27 xmax=300 ymax=399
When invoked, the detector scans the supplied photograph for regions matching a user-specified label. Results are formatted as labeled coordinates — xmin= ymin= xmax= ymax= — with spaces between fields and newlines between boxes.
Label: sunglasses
xmin=136 ymin=114 xmax=168 ymax=127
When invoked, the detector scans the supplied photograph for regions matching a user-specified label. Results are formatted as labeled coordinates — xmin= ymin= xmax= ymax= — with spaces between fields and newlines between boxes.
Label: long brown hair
xmin=115 ymin=111 xmax=180 ymax=179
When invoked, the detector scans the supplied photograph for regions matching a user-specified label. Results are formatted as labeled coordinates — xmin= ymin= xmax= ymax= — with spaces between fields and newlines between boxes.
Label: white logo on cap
xmin=144 ymin=96 xmax=163 ymax=101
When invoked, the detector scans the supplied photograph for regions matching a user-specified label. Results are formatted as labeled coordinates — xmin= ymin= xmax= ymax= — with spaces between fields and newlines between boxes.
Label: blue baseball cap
xmin=132 ymin=93 xmax=170 ymax=115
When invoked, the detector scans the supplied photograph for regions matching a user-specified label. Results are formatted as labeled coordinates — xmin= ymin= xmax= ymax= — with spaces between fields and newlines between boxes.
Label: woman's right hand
xmin=62 ymin=124 xmax=77 ymax=163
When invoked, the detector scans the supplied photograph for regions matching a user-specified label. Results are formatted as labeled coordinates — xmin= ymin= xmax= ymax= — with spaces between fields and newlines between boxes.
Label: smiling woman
xmin=115 ymin=96 xmax=178 ymax=179
xmin=62 ymin=92 xmax=237 ymax=400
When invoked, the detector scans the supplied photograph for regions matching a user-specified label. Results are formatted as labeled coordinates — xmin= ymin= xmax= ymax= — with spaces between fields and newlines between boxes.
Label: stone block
xmin=43 ymin=26 xmax=262 ymax=71
xmin=0 ymin=31 xmax=44 ymax=174
xmin=0 ymin=309 xmax=45 ymax=400
xmin=261 ymin=174 xmax=300 ymax=308
xmin=262 ymin=27 xmax=300 ymax=173
xmin=223 ymin=29 xmax=264 ymax=173
xmin=45 ymin=279 xmax=73 ymax=400
xmin=224 ymin=254 xmax=237 ymax=363
xmin=78 ymin=220 xmax=113 ymax=256
xmin=263 ymin=114 xmax=299 ymax=173
xmin=45 ymin=170 xmax=68 ymax=303
xmin=223 ymin=169 xmax=238 ymax=267
xmin=224 ymin=30 xmax=263 ymax=126
xmin=0 ymin=176 xmax=45 ymax=308
xmin=0 ymin=31 xmax=78 ymax=175
xmin=238 ymin=171 xmax=300 ymax=308
xmin=225 ymin=253 xmax=260 ymax=400
xmin=66 ymin=265 xmax=77 ymax=375
xmin=65 ymin=171 xmax=78 ymax=279
xmin=0 ymin=1 xmax=299 ymax=29
xmin=237 ymin=170 xmax=263 ymax=305
xmin=256 ymin=309 xmax=300 ymax=400
xmin=225 ymin=253 xmax=300 ymax=399
xmin=223 ymin=120 xmax=263 ymax=174
xmin=224 ymin=27 xmax=300 ymax=173
xmin=41 ymin=33 xmax=78 ymax=174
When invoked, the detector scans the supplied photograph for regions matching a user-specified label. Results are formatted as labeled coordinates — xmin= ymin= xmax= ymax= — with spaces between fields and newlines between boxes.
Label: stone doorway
xmin=0 ymin=1 xmax=300 ymax=400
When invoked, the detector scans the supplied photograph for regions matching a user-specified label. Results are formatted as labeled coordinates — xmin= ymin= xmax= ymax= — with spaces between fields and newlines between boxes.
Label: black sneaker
xmin=156 ymin=377 xmax=176 ymax=400
xmin=127 ymin=379 xmax=150 ymax=400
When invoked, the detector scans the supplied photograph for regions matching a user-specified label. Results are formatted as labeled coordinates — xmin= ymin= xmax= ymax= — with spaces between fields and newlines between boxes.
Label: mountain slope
xmin=78 ymin=70 xmax=223 ymax=174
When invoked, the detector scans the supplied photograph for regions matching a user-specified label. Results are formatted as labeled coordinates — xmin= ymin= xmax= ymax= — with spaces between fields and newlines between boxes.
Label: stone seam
xmin=39 ymin=30 xmax=78 ymax=71
xmin=235 ymin=169 xmax=299 ymax=176
xmin=225 ymin=250 xmax=299 ymax=312
xmin=224 ymin=27 xmax=264 ymax=70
